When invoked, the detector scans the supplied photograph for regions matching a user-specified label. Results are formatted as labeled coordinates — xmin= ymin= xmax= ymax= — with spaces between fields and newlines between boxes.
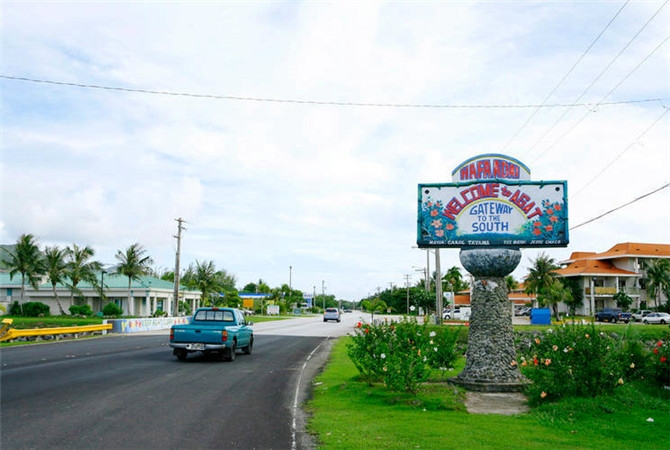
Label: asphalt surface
xmin=0 ymin=314 xmax=364 ymax=450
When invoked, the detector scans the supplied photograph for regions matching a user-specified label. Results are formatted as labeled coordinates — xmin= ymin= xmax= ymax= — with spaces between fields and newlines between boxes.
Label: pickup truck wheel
xmin=226 ymin=343 xmax=236 ymax=362
xmin=174 ymin=349 xmax=187 ymax=361
xmin=242 ymin=338 xmax=253 ymax=355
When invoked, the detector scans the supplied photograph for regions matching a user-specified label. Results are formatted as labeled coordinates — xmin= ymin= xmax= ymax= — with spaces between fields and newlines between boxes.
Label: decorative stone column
xmin=452 ymin=247 xmax=526 ymax=392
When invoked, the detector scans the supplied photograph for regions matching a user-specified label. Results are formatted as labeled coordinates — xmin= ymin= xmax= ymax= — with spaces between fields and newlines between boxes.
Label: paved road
xmin=0 ymin=313 xmax=366 ymax=450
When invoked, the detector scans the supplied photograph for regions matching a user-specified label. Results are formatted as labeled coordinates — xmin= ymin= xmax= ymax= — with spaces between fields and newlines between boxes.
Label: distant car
xmin=323 ymin=307 xmax=341 ymax=323
xmin=632 ymin=310 xmax=652 ymax=322
xmin=595 ymin=308 xmax=631 ymax=324
xmin=443 ymin=308 xmax=471 ymax=321
xmin=642 ymin=312 xmax=670 ymax=325
xmin=515 ymin=307 xmax=531 ymax=316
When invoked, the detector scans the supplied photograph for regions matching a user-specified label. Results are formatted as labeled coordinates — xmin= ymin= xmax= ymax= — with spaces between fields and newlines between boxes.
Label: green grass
xmin=306 ymin=336 xmax=670 ymax=450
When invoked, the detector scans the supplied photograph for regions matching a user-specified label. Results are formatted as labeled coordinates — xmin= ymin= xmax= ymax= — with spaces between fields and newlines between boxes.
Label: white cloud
xmin=2 ymin=1 xmax=668 ymax=300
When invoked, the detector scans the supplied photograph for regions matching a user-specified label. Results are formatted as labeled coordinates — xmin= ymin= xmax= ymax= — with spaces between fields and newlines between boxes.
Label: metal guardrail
xmin=0 ymin=318 xmax=112 ymax=342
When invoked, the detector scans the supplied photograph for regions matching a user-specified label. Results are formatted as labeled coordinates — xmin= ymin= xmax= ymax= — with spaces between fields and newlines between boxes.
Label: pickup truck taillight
xmin=169 ymin=328 xmax=174 ymax=341
xmin=221 ymin=330 xmax=228 ymax=342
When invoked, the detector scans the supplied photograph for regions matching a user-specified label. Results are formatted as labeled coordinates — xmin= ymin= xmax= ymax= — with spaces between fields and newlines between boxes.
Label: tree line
xmin=0 ymin=233 xmax=340 ymax=316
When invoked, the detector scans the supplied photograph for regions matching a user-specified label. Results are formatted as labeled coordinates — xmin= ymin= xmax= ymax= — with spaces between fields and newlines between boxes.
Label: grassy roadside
xmin=306 ymin=335 xmax=670 ymax=450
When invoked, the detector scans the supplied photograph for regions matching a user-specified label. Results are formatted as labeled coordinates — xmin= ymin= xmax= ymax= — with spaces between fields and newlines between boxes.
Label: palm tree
xmin=524 ymin=252 xmax=560 ymax=310
xmin=115 ymin=243 xmax=154 ymax=316
xmin=66 ymin=243 xmax=101 ymax=308
xmin=505 ymin=275 xmax=519 ymax=292
xmin=642 ymin=259 xmax=670 ymax=308
xmin=43 ymin=246 xmax=69 ymax=315
xmin=543 ymin=280 xmax=573 ymax=317
xmin=360 ymin=297 xmax=387 ymax=323
xmin=191 ymin=260 xmax=219 ymax=306
xmin=4 ymin=234 xmax=45 ymax=303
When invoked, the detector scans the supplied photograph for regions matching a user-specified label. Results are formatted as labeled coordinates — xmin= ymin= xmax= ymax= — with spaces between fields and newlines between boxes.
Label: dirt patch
xmin=464 ymin=392 xmax=529 ymax=415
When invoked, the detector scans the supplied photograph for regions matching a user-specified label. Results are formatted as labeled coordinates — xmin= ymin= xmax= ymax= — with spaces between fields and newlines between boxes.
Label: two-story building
xmin=554 ymin=242 xmax=670 ymax=315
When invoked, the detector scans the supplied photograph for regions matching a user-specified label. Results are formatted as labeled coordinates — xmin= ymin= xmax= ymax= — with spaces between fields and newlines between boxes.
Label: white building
xmin=0 ymin=271 xmax=201 ymax=317
xmin=555 ymin=242 xmax=670 ymax=315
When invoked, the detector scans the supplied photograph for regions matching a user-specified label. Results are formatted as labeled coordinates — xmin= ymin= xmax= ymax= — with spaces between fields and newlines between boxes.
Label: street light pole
xmin=322 ymin=280 xmax=326 ymax=311
xmin=435 ymin=248 xmax=443 ymax=325
xmin=404 ymin=274 xmax=411 ymax=315
xmin=100 ymin=269 xmax=107 ymax=313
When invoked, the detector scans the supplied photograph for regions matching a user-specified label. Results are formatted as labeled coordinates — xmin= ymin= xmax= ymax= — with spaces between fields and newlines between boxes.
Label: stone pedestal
xmin=451 ymin=247 xmax=526 ymax=392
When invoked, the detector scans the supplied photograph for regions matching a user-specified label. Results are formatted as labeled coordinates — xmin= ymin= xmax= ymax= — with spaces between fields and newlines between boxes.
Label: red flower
xmin=356 ymin=322 xmax=362 ymax=328
xmin=532 ymin=228 xmax=542 ymax=236
xmin=544 ymin=225 xmax=553 ymax=232
xmin=554 ymin=203 xmax=562 ymax=211
xmin=546 ymin=208 xmax=554 ymax=215
xmin=364 ymin=328 xmax=369 ymax=334
xmin=446 ymin=223 xmax=455 ymax=230
xmin=661 ymin=356 xmax=667 ymax=363
xmin=549 ymin=215 xmax=558 ymax=223
xmin=657 ymin=341 xmax=663 ymax=347
xmin=533 ymin=221 xmax=542 ymax=227
xmin=653 ymin=348 xmax=659 ymax=354
xmin=533 ymin=357 xmax=538 ymax=366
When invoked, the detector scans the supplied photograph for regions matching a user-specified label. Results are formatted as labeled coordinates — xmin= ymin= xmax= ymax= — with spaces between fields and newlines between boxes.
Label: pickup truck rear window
xmin=194 ymin=310 xmax=235 ymax=322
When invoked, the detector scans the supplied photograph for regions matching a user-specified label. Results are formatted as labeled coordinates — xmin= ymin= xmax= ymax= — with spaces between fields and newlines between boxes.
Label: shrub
xmin=102 ymin=303 xmax=123 ymax=316
xmin=9 ymin=301 xmax=22 ymax=315
xmin=517 ymin=324 xmax=634 ymax=405
xmin=21 ymin=302 xmax=51 ymax=317
xmin=650 ymin=338 xmax=670 ymax=386
xmin=69 ymin=304 xmax=93 ymax=316
xmin=347 ymin=318 xmax=460 ymax=394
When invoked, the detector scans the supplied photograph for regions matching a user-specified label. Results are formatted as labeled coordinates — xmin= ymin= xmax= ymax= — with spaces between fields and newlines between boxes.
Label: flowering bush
xmin=517 ymin=324 xmax=630 ymax=404
xmin=346 ymin=318 xmax=460 ymax=394
xmin=650 ymin=338 xmax=670 ymax=386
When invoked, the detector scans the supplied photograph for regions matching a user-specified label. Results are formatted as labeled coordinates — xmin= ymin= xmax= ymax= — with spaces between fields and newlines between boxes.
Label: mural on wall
xmin=417 ymin=154 xmax=569 ymax=248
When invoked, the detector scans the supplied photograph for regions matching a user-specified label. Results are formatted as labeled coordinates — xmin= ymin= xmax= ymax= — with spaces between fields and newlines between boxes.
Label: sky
xmin=1 ymin=1 xmax=669 ymax=301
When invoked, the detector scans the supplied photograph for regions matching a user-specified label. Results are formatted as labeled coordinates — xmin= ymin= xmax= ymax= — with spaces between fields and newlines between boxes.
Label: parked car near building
xmin=632 ymin=310 xmax=652 ymax=322
xmin=594 ymin=308 xmax=631 ymax=324
xmin=642 ymin=312 xmax=670 ymax=325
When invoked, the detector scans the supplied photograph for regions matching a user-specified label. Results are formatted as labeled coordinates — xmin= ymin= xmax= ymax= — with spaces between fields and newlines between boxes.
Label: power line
xmin=570 ymin=183 xmax=670 ymax=230
xmin=530 ymin=33 xmax=670 ymax=164
xmin=501 ymin=0 xmax=630 ymax=153
xmin=573 ymin=107 xmax=669 ymax=197
xmin=523 ymin=0 xmax=669 ymax=159
xmin=0 ymin=74 xmax=665 ymax=109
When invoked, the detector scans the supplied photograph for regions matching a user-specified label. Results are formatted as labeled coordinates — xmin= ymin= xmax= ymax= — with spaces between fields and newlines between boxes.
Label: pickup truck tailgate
xmin=171 ymin=326 xmax=227 ymax=343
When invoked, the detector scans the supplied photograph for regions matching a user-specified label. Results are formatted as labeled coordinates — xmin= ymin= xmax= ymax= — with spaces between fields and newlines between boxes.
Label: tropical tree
xmin=561 ymin=278 xmax=584 ymax=316
xmin=543 ymin=280 xmax=573 ymax=317
xmin=360 ymin=297 xmax=388 ymax=323
xmin=3 ymin=234 xmax=45 ymax=303
xmin=115 ymin=243 xmax=153 ymax=315
xmin=43 ymin=246 xmax=69 ymax=315
xmin=613 ymin=290 xmax=633 ymax=311
xmin=442 ymin=266 xmax=469 ymax=294
xmin=524 ymin=252 xmax=560 ymax=309
xmin=642 ymin=259 xmax=670 ymax=309
xmin=188 ymin=260 xmax=219 ymax=306
xmin=505 ymin=275 xmax=519 ymax=292
xmin=66 ymin=243 xmax=101 ymax=307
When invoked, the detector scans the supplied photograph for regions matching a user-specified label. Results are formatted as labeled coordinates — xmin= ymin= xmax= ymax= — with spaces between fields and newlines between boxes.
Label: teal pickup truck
xmin=169 ymin=307 xmax=254 ymax=361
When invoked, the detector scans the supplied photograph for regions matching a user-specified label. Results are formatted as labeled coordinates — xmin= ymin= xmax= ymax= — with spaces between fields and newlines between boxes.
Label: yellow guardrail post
xmin=0 ymin=322 xmax=113 ymax=342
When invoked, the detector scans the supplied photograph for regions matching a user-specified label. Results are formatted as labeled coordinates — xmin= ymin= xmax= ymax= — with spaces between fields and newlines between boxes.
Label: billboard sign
xmin=417 ymin=154 xmax=568 ymax=248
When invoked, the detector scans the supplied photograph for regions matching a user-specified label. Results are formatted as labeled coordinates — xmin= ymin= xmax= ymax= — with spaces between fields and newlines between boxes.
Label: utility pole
xmin=435 ymin=248 xmax=443 ymax=325
xmin=321 ymin=280 xmax=325 ymax=310
xmin=404 ymin=274 xmax=411 ymax=315
xmin=173 ymin=217 xmax=186 ymax=317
